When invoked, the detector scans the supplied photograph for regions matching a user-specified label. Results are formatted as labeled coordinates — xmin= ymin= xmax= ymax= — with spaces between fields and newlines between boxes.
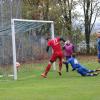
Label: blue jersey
xmin=67 ymin=57 xmax=95 ymax=76
xmin=67 ymin=57 xmax=80 ymax=69
xmin=97 ymin=38 xmax=100 ymax=52
xmin=97 ymin=38 xmax=100 ymax=59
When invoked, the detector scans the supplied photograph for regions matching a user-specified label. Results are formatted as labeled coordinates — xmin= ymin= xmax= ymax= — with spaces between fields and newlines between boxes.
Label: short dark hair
xmin=72 ymin=53 xmax=76 ymax=58
xmin=46 ymin=36 xmax=50 ymax=41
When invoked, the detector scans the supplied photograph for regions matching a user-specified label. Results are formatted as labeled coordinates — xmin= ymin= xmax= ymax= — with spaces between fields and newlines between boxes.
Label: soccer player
xmin=63 ymin=53 xmax=99 ymax=76
xmin=96 ymin=32 xmax=100 ymax=63
xmin=63 ymin=40 xmax=75 ymax=72
xmin=41 ymin=37 xmax=65 ymax=78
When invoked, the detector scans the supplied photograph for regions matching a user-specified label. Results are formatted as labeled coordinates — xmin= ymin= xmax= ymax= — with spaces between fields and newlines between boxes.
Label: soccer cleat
xmin=58 ymin=71 xmax=62 ymax=76
xmin=41 ymin=73 xmax=47 ymax=78
xmin=96 ymin=68 xmax=100 ymax=72
xmin=93 ymin=72 xmax=99 ymax=76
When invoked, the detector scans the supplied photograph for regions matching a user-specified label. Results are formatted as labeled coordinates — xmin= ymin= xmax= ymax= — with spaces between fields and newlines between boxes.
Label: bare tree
xmin=58 ymin=0 xmax=77 ymax=41
xmin=22 ymin=0 xmax=50 ymax=20
xmin=79 ymin=0 xmax=100 ymax=53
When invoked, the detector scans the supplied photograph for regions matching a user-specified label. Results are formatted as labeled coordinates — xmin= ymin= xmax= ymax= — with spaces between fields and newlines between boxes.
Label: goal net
xmin=11 ymin=19 xmax=55 ymax=80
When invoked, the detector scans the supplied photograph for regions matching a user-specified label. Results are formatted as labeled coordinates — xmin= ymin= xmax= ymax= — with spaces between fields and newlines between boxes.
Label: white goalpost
xmin=11 ymin=18 xmax=55 ymax=80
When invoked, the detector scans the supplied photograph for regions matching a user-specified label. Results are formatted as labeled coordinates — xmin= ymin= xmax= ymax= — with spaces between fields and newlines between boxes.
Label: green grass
xmin=0 ymin=59 xmax=100 ymax=100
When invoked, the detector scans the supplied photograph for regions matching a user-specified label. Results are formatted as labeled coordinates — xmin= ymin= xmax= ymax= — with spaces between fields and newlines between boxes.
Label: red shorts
xmin=50 ymin=51 xmax=63 ymax=62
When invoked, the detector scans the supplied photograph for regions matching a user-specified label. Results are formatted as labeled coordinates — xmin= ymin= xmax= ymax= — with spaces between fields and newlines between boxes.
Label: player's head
xmin=96 ymin=32 xmax=100 ymax=38
xmin=65 ymin=40 xmax=70 ymax=45
xmin=72 ymin=53 xmax=76 ymax=58
xmin=46 ymin=36 xmax=50 ymax=41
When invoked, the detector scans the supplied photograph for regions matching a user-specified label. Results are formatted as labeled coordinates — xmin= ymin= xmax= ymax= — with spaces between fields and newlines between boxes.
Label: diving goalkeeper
xmin=63 ymin=53 xmax=100 ymax=76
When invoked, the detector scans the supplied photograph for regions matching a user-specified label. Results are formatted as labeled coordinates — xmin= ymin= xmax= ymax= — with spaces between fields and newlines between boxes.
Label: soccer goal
xmin=11 ymin=19 xmax=55 ymax=80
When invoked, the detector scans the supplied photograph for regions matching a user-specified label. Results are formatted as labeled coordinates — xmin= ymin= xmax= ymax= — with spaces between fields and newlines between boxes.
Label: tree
xmin=58 ymin=0 xmax=78 ymax=41
xmin=21 ymin=0 xmax=81 ymax=40
xmin=79 ymin=0 xmax=100 ymax=53
xmin=22 ymin=0 xmax=50 ymax=20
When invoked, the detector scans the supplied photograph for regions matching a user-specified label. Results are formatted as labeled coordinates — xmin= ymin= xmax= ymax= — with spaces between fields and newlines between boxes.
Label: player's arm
xmin=72 ymin=68 xmax=76 ymax=71
xmin=98 ymin=39 xmax=100 ymax=45
xmin=72 ymin=45 xmax=75 ymax=53
xmin=62 ymin=46 xmax=65 ymax=50
xmin=46 ymin=46 xmax=49 ymax=52
xmin=63 ymin=58 xmax=70 ymax=65
xmin=46 ymin=39 xmax=51 ymax=53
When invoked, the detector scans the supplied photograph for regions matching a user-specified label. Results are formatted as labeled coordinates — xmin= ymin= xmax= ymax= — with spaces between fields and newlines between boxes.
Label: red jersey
xmin=47 ymin=37 xmax=62 ymax=53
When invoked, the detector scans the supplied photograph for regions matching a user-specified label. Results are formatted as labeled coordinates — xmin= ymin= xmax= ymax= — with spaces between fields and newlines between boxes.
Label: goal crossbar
xmin=12 ymin=19 xmax=54 ymax=23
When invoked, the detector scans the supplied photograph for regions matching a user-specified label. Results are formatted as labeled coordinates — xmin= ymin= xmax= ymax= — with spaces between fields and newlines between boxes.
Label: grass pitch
xmin=0 ymin=56 xmax=100 ymax=100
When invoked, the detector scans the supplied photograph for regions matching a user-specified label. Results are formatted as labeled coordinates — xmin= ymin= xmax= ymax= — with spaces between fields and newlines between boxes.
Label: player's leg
xmin=77 ymin=67 xmax=87 ymax=76
xmin=41 ymin=53 xmax=56 ymax=78
xmin=77 ymin=67 xmax=98 ymax=76
xmin=94 ymin=53 xmax=100 ymax=74
xmin=81 ymin=66 xmax=95 ymax=73
xmin=97 ymin=53 xmax=100 ymax=63
xmin=58 ymin=52 xmax=64 ymax=76
xmin=58 ymin=58 xmax=62 ymax=76
xmin=85 ymin=73 xmax=98 ymax=76
xmin=65 ymin=56 xmax=71 ymax=72
xmin=65 ymin=63 xmax=69 ymax=72
xmin=65 ymin=56 xmax=68 ymax=72
xmin=41 ymin=61 xmax=53 ymax=78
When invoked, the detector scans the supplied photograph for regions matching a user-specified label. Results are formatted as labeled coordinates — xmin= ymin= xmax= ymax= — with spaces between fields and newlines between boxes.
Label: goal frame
xmin=11 ymin=18 xmax=55 ymax=80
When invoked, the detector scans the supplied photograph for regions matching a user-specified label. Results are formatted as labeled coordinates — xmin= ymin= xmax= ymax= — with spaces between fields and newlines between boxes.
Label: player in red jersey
xmin=41 ymin=37 xmax=65 ymax=78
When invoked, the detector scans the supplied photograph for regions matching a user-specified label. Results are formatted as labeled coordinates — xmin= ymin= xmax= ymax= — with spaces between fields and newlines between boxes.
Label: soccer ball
xmin=16 ymin=62 xmax=20 ymax=68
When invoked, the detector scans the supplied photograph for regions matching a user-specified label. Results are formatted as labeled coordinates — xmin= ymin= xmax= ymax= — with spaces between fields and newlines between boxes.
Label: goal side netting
xmin=11 ymin=19 xmax=55 ymax=80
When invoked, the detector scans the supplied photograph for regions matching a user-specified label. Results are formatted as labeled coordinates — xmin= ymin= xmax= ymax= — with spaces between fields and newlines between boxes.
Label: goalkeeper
xmin=63 ymin=53 xmax=100 ymax=76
